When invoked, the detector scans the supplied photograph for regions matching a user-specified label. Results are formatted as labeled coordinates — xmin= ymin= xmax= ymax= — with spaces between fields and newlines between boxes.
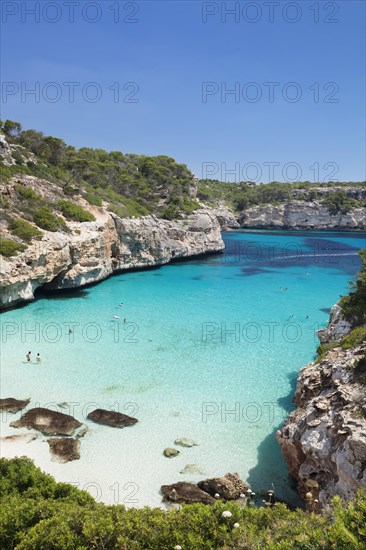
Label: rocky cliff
xmin=276 ymin=343 xmax=366 ymax=508
xmin=239 ymin=201 xmax=366 ymax=230
xmin=0 ymin=177 xmax=224 ymax=309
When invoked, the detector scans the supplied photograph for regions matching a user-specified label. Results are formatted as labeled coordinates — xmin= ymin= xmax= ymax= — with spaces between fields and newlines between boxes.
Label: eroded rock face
xmin=0 ymin=398 xmax=30 ymax=413
xmin=277 ymin=343 xmax=366 ymax=507
xmin=209 ymin=205 xmax=240 ymax=230
xmin=48 ymin=438 xmax=81 ymax=463
xmin=317 ymin=304 xmax=353 ymax=343
xmin=239 ymin=201 xmax=366 ymax=230
xmin=161 ymin=482 xmax=216 ymax=505
xmin=87 ymin=409 xmax=138 ymax=428
xmin=10 ymin=407 xmax=82 ymax=436
xmin=0 ymin=176 xmax=224 ymax=310
xmin=198 ymin=472 xmax=249 ymax=500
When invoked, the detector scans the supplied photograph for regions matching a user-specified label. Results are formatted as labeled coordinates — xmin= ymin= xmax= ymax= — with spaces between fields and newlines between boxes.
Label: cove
xmin=0 ymin=229 xmax=364 ymax=508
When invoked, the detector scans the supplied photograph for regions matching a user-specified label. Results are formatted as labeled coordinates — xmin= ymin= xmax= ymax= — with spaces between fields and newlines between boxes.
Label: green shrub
xmin=316 ymin=341 xmax=339 ymax=362
xmin=57 ymin=200 xmax=95 ymax=222
xmin=341 ymin=327 xmax=366 ymax=350
xmin=34 ymin=206 xmax=67 ymax=232
xmin=340 ymin=250 xmax=366 ymax=326
xmin=14 ymin=183 xmax=41 ymax=201
xmin=9 ymin=218 xmax=43 ymax=243
xmin=0 ymin=238 xmax=26 ymax=257
xmin=85 ymin=192 xmax=103 ymax=207
xmin=1 ymin=458 xmax=366 ymax=550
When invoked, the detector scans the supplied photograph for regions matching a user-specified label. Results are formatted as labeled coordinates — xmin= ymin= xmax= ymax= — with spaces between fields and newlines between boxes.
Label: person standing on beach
xmin=36 ymin=353 xmax=41 ymax=364
xmin=26 ymin=351 xmax=31 ymax=363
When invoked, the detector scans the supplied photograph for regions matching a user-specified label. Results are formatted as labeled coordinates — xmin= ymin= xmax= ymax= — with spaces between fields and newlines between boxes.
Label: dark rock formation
xmin=161 ymin=482 xmax=216 ymax=505
xmin=198 ymin=472 xmax=249 ymax=500
xmin=0 ymin=398 xmax=30 ymax=413
xmin=87 ymin=408 xmax=138 ymax=428
xmin=48 ymin=438 xmax=81 ymax=463
xmin=163 ymin=448 xmax=180 ymax=458
xmin=10 ymin=407 xmax=82 ymax=436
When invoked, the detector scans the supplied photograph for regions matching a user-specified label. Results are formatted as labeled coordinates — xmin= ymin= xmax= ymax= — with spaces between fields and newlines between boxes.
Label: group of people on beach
xmin=26 ymin=352 xmax=41 ymax=364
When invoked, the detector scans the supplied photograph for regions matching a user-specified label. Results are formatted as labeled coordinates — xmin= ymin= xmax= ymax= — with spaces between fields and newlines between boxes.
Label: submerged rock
xmin=0 ymin=398 xmax=30 ymax=413
xmin=163 ymin=448 xmax=180 ymax=458
xmin=174 ymin=438 xmax=199 ymax=448
xmin=161 ymin=482 xmax=215 ymax=505
xmin=87 ymin=408 xmax=138 ymax=428
xmin=180 ymin=464 xmax=205 ymax=475
xmin=10 ymin=407 xmax=82 ymax=436
xmin=1 ymin=433 xmax=37 ymax=444
xmin=48 ymin=438 xmax=80 ymax=463
xmin=198 ymin=472 xmax=249 ymax=500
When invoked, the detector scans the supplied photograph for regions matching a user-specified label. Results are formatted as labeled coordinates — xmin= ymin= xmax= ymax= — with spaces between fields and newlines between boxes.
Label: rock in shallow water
xmin=48 ymin=438 xmax=80 ymax=463
xmin=87 ymin=409 xmax=138 ymax=428
xmin=180 ymin=464 xmax=205 ymax=475
xmin=198 ymin=472 xmax=249 ymax=500
xmin=163 ymin=447 xmax=180 ymax=458
xmin=161 ymin=482 xmax=216 ymax=505
xmin=10 ymin=407 xmax=82 ymax=436
xmin=0 ymin=398 xmax=30 ymax=413
xmin=174 ymin=438 xmax=199 ymax=448
xmin=1 ymin=433 xmax=37 ymax=444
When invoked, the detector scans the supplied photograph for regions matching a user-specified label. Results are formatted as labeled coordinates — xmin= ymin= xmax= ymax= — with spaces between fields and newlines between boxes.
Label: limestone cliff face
xmin=0 ymin=207 xmax=224 ymax=309
xmin=317 ymin=304 xmax=353 ymax=344
xmin=239 ymin=201 xmax=366 ymax=230
xmin=276 ymin=344 xmax=366 ymax=507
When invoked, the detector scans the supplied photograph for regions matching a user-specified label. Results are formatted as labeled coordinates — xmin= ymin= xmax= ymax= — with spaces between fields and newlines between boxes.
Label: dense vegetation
xmin=0 ymin=120 xmax=199 ymax=220
xmin=340 ymin=249 xmax=366 ymax=326
xmin=197 ymin=179 xmax=366 ymax=214
xmin=316 ymin=249 xmax=366 ymax=362
xmin=0 ymin=458 xmax=365 ymax=549
xmin=0 ymin=238 xmax=26 ymax=258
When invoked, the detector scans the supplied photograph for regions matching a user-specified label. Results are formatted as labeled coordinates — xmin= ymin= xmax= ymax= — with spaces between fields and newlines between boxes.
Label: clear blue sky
xmin=1 ymin=0 xmax=365 ymax=182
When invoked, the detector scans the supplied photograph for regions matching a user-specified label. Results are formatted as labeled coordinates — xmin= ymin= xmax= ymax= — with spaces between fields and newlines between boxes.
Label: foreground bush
xmin=0 ymin=458 xmax=365 ymax=549
xmin=33 ymin=206 xmax=67 ymax=232
xmin=9 ymin=218 xmax=43 ymax=243
xmin=57 ymin=200 xmax=96 ymax=222
xmin=0 ymin=238 xmax=26 ymax=257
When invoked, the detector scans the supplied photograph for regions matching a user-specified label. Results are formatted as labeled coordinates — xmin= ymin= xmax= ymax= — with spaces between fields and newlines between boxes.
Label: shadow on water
xmin=34 ymin=287 xmax=90 ymax=301
xmin=246 ymin=371 xmax=305 ymax=509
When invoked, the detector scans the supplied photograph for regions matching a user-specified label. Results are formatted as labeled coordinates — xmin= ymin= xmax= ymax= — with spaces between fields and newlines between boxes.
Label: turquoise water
xmin=1 ymin=230 xmax=365 ymax=507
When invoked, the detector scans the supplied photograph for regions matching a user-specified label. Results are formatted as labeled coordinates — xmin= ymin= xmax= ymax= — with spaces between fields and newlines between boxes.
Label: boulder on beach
xmin=198 ymin=472 xmax=249 ymax=500
xmin=161 ymin=482 xmax=216 ymax=505
xmin=0 ymin=398 xmax=30 ymax=414
xmin=48 ymin=438 xmax=80 ymax=463
xmin=87 ymin=408 xmax=138 ymax=428
xmin=163 ymin=447 xmax=180 ymax=458
xmin=10 ymin=407 xmax=82 ymax=436
xmin=174 ymin=438 xmax=199 ymax=448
